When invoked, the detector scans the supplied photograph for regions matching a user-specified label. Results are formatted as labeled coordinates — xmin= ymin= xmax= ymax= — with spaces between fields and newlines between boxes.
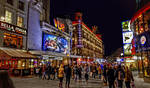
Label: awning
xmin=0 ymin=47 xmax=37 ymax=59
xmin=29 ymin=50 xmax=69 ymax=57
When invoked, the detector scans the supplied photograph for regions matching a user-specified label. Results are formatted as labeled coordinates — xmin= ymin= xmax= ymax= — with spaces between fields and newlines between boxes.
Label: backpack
xmin=118 ymin=70 xmax=124 ymax=80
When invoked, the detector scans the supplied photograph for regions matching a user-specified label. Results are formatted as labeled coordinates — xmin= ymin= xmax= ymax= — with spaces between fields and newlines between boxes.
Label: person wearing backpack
xmin=125 ymin=66 xmax=134 ymax=88
xmin=115 ymin=65 xmax=125 ymax=88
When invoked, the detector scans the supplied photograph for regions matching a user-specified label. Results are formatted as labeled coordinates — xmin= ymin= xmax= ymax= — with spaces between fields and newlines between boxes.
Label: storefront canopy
xmin=0 ymin=47 xmax=37 ymax=59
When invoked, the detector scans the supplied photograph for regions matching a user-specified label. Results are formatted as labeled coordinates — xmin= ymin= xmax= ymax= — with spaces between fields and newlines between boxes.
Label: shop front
xmin=0 ymin=47 xmax=37 ymax=76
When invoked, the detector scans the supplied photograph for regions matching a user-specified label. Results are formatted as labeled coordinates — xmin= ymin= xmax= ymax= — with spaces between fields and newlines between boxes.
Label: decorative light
xmin=0 ymin=16 xmax=5 ymax=21
xmin=31 ymin=59 xmax=34 ymax=62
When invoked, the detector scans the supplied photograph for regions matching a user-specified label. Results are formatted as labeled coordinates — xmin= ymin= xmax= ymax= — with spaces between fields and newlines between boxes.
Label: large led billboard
xmin=42 ymin=33 xmax=69 ymax=54
xmin=123 ymin=32 xmax=133 ymax=44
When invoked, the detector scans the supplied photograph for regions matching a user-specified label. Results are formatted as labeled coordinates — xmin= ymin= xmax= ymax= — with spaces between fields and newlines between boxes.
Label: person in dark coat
xmin=47 ymin=64 xmax=52 ymax=80
xmin=65 ymin=64 xmax=72 ymax=88
xmin=107 ymin=65 xmax=115 ymax=88
xmin=115 ymin=65 xmax=125 ymax=88
xmin=0 ymin=71 xmax=15 ymax=88
xmin=39 ymin=66 xmax=42 ymax=79
xmin=103 ymin=65 xmax=107 ymax=85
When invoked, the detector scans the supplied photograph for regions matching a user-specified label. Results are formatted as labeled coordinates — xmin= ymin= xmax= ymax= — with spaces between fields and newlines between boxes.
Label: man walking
xmin=107 ymin=65 xmax=115 ymax=88
xmin=115 ymin=65 xmax=125 ymax=88
xmin=65 ymin=64 xmax=72 ymax=88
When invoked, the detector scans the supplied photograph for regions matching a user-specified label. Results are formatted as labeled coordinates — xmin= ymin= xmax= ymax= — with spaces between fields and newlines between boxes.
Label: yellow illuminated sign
xmin=54 ymin=18 xmax=65 ymax=32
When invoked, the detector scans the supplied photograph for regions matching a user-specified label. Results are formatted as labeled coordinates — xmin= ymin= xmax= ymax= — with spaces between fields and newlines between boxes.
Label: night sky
xmin=50 ymin=0 xmax=137 ymax=56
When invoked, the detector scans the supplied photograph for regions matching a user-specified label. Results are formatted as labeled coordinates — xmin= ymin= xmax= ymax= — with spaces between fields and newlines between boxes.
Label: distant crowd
xmin=37 ymin=63 xmax=135 ymax=88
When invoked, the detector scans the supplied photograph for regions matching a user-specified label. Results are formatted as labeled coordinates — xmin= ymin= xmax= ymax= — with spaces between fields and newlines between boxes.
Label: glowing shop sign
xmin=0 ymin=21 xmax=26 ymax=35
xmin=54 ymin=18 xmax=65 ymax=32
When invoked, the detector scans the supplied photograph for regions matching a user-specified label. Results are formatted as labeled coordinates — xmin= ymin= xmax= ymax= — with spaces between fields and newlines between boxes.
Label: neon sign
xmin=54 ymin=18 xmax=65 ymax=32
xmin=140 ymin=36 xmax=146 ymax=45
xmin=77 ymin=20 xmax=83 ymax=47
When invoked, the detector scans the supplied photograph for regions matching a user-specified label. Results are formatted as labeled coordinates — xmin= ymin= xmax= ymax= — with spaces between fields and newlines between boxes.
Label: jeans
xmin=108 ymin=81 xmax=115 ymax=88
xmin=66 ymin=77 xmax=71 ymax=87
xmin=47 ymin=73 xmax=51 ymax=80
xmin=125 ymin=81 xmax=131 ymax=88
xmin=118 ymin=80 xmax=123 ymax=88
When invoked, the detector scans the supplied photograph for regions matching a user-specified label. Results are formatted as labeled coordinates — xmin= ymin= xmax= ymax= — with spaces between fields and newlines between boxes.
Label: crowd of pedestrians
xmin=104 ymin=64 xmax=135 ymax=88
xmin=36 ymin=63 xmax=135 ymax=88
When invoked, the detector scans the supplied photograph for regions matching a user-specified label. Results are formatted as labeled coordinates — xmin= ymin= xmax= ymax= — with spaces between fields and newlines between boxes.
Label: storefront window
xmin=17 ymin=16 xmax=23 ymax=27
xmin=18 ymin=1 xmax=24 ymax=11
xmin=7 ymin=0 xmax=13 ymax=5
xmin=5 ymin=10 xmax=12 ymax=23
xmin=3 ymin=33 xmax=23 ymax=49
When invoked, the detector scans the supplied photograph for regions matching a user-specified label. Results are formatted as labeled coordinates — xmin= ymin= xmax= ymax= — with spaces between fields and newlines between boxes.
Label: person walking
xmin=47 ymin=64 xmax=52 ymax=80
xmin=51 ymin=65 xmax=55 ymax=80
xmin=42 ymin=65 xmax=47 ymax=80
xmin=74 ymin=65 xmax=78 ymax=82
xmin=58 ymin=64 xmax=64 ymax=88
xmin=77 ymin=65 xmax=82 ymax=82
xmin=107 ymin=65 xmax=115 ymax=88
xmin=65 ymin=64 xmax=72 ymax=88
xmin=0 ymin=71 xmax=15 ymax=88
xmin=39 ymin=66 xmax=42 ymax=79
xmin=98 ymin=65 xmax=102 ymax=80
xmin=115 ymin=65 xmax=125 ymax=88
xmin=84 ymin=65 xmax=89 ymax=84
xmin=124 ymin=66 xmax=134 ymax=88
xmin=103 ymin=65 xmax=108 ymax=86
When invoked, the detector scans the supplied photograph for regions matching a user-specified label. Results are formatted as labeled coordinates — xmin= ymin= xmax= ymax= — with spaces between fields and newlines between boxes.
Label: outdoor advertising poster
xmin=42 ymin=33 xmax=69 ymax=54
xmin=123 ymin=44 xmax=132 ymax=55
xmin=122 ymin=21 xmax=131 ymax=32
xmin=123 ymin=32 xmax=133 ymax=44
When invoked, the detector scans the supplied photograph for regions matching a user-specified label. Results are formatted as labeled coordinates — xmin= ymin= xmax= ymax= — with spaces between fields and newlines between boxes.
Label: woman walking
xmin=84 ymin=65 xmax=89 ymax=84
xmin=125 ymin=66 xmax=134 ymax=88
xmin=58 ymin=64 xmax=65 ymax=88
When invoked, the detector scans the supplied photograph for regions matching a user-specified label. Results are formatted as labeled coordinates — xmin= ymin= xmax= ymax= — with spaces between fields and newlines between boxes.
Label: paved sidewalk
xmin=12 ymin=77 xmax=104 ymax=88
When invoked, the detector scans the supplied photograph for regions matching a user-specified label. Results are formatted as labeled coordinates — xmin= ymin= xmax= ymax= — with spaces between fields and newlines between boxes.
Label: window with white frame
xmin=17 ymin=16 xmax=23 ymax=27
xmin=5 ymin=10 xmax=12 ymax=23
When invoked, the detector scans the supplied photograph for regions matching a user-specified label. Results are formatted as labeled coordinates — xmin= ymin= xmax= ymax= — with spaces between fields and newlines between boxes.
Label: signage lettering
xmin=0 ymin=21 xmax=26 ymax=35
xmin=54 ymin=19 xmax=65 ymax=32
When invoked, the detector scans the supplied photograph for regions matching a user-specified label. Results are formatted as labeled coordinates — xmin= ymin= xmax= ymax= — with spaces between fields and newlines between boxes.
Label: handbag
xmin=131 ymin=82 xmax=136 ymax=88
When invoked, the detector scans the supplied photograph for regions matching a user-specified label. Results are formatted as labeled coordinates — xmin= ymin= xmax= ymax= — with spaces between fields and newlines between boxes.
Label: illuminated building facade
xmin=130 ymin=1 xmax=150 ymax=81
xmin=72 ymin=12 xmax=104 ymax=63
xmin=28 ymin=0 xmax=73 ymax=66
xmin=0 ymin=0 xmax=38 ymax=76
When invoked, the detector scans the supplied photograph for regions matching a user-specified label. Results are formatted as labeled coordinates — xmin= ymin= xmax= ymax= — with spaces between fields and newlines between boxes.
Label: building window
xmin=18 ymin=1 xmax=24 ymax=11
xmin=3 ymin=33 xmax=23 ymax=49
xmin=7 ymin=0 xmax=13 ymax=5
xmin=5 ymin=10 xmax=12 ymax=23
xmin=17 ymin=16 xmax=23 ymax=27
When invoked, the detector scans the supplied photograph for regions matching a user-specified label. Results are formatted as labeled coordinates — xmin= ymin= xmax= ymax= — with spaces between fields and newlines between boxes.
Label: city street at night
xmin=1 ymin=0 xmax=150 ymax=88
